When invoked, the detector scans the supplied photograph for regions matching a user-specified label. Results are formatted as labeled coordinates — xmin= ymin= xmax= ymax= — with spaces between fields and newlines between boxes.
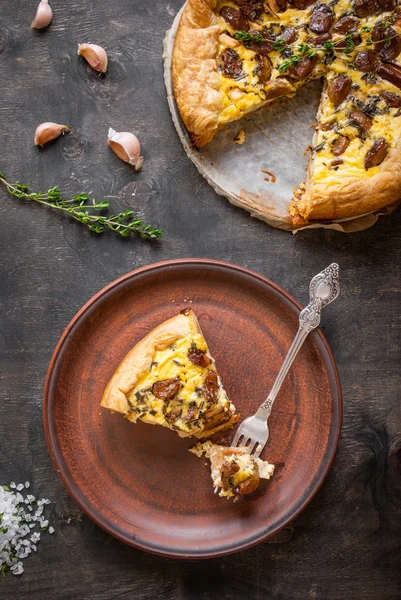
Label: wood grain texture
xmin=0 ymin=0 xmax=400 ymax=598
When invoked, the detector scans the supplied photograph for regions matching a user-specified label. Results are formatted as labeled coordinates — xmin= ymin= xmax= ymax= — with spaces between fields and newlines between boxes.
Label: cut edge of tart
xmin=290 ymin=68 xmax=401 ymax=223
xmin=190 ymin=440 xmax=275 ymax=500
xmin=101 ymin=309 xmax=238 ymax=438
xmin=172 ymin=0 xmax=401 ymax=225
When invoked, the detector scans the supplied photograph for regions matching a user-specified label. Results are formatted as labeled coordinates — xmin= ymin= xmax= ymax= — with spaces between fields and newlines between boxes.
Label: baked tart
xmin=172 ymin=0 xmax=401 ymax=224
xmin=101 ymin=309 xmax=238 ymax=438
xmin=190 ymin=440 xmax=275 ymax=500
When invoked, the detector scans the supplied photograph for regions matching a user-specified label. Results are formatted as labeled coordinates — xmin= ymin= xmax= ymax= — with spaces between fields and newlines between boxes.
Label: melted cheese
xmin=216 ymin=1 xmax=317 ymax=123
xmin=313 ymin=64 xmax=401 ymax=182
xmin=127 ymin=334 xmax=225 ymax=435
xmin=215 ymin=0 xmax=401 ymax=182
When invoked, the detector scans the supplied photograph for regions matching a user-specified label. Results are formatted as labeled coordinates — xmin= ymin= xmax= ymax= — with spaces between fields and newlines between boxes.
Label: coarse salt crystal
xmin=11 ymin=562 xmax=24 ymax=575
xmin=25 ymin=482 xmax=30 ymax=489
xmin=48 ymin=527 xmax=54 ymax=534
xmin=0 ymin=483 xmax=54 ymax=578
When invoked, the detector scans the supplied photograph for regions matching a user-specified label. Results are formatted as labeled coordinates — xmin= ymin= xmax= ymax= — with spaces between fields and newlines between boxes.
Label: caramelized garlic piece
xmin=107 ymin=128 xmax=143 ymax=171
xmin=78 ymin=43 xmax=108 ymax=74
xmin=31 ymin=0 xmax=53 ymax=29
xmin=34 ymin=122 xmax=70 ymax=147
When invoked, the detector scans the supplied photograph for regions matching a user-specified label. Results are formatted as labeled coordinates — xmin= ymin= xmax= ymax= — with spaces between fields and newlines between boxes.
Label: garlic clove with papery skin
xmin=31 ymin=0 xmax=53 ymax=29
xmin=78 ymin=44 xmax=108 ymax=74
xmin=34 ymin=122 xmax=70 ymax=147
xmin=107 ymin=128 xmax=143 ymax=171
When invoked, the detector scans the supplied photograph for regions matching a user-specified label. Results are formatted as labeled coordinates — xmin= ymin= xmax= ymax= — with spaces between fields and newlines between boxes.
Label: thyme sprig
xmin=234 ymin=31 xmax=267 ymax=44
xmin=298 ymin=43 xmax=316 ymax=57
xmin=278 ymin=44 xmax=316 ymax=73
xmin=0 ymin=172 xmax=162 ymax=239
xmin=233 ymin=28 xmax=396 ymax=59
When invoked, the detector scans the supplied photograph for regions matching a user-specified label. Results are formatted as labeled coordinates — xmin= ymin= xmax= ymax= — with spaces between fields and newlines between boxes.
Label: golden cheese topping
xmin=126 ymin=333 xmax=231 ymax=435
xmin=215 ymin=0 xmax=401 ymax=181
xmin=216 ymin=0 xmax=322 ymax=123
xmin=312 ymin=61 xmax=401 ymax=182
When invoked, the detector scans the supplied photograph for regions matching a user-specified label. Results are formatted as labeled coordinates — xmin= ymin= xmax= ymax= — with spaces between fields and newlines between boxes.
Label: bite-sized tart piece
xmin=101 ymin=309 xmax=238 ymax=438
xmin=191 ymin=440 xmax=274 ymax=500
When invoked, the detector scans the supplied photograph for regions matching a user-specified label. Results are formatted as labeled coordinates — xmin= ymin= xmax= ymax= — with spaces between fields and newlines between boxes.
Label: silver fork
xmin=231 ymin=263 xmax=340 ymax=457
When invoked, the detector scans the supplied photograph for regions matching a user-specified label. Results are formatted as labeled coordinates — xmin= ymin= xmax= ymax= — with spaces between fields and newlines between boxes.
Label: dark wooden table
xmin=1 ymin=1 xmax=401 ymax=598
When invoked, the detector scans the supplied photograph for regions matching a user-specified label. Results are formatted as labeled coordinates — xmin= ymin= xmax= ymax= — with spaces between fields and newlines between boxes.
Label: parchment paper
xmin=163 ymin=6 xmax=399 ymax=233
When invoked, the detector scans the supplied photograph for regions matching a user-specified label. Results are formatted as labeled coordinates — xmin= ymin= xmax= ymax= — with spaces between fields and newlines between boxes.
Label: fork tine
xmin=231 ymin=429 xmax=244 ymax=447
xmin=253 ymin=443 xmax=263 ymax=458
xmin=243 ymin=438 xmax=255 ymax=453
xmin=248 ymin=440 xmax=259 ymax=455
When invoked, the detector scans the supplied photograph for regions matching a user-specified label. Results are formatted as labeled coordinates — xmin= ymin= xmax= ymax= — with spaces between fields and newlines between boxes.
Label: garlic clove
xmin=31 ymin=0 xmax=53 ymax=29
xmin=34 ymin=122 xmax=70 ymax=147
xmin=107 ymin=128 xmax=143 ymax=171
xmin=78 ymin=43 xmax=108 ymax=74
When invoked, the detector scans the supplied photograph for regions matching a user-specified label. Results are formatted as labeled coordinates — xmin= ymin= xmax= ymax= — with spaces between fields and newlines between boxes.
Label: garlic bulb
xmin=31 ymin=0 xmax=53 ymax=29
xmin=34 ymin=122 xmax=70 ymax=147
xmin=107 ymin=128 xmax=143 ymax=171
xmin=78 ymin=44 xmax=108 ymax=74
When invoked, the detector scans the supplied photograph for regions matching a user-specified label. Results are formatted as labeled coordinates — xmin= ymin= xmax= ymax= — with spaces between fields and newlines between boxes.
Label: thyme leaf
xmin=323 ymin=41 xmax=334 ymax=53
xmin=0 ymin=172 xmax=162 ymax=239
xmin=273 ymin=37 xmax=286 ymax=51
xmin=298 ymin=43 xmax=311 ymax=56
xmin=344 ymin=34 xmax=355 ymax=55
xmin=278 ymin=58 xmax=293 ymax=73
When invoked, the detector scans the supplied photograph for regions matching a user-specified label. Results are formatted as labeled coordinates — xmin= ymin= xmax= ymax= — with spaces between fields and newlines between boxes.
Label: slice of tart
xmin=291 ymin=46 xmax=401 ymax=223
xmin=190 ymin=440 xmax=274 ymax=500
xmin=101 ymin=309 xmax=238 ymax=438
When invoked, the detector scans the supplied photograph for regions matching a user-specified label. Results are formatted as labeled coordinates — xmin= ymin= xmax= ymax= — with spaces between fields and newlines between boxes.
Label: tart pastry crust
xmin=172 ymin=0 xmax=294 ymax=147
xmin=101 ymin=309 xmax=238 ymax=438
xmin=172 ymin=0 xmax=401 ymax=224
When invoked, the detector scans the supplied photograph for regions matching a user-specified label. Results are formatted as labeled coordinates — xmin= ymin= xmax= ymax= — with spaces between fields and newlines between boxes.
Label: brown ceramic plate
xmin=44 ymin=259 xmax=342 ymax=558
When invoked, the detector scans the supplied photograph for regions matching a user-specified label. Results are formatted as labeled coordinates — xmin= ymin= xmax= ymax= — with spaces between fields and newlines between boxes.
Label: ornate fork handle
xmin=257 ymin=263 xmax=340 ymax=418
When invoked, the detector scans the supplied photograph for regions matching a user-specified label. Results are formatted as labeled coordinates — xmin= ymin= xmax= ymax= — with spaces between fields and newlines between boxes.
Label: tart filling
xmin=101 ymin=309 xmax=238 ymax=438
xmin=126 ymin=333 xmax=235 ymax=436
xmin=173 ymin=0 xmax=401 ymax=223
xmin=191 ymin=440 xmax=275 ymax=500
